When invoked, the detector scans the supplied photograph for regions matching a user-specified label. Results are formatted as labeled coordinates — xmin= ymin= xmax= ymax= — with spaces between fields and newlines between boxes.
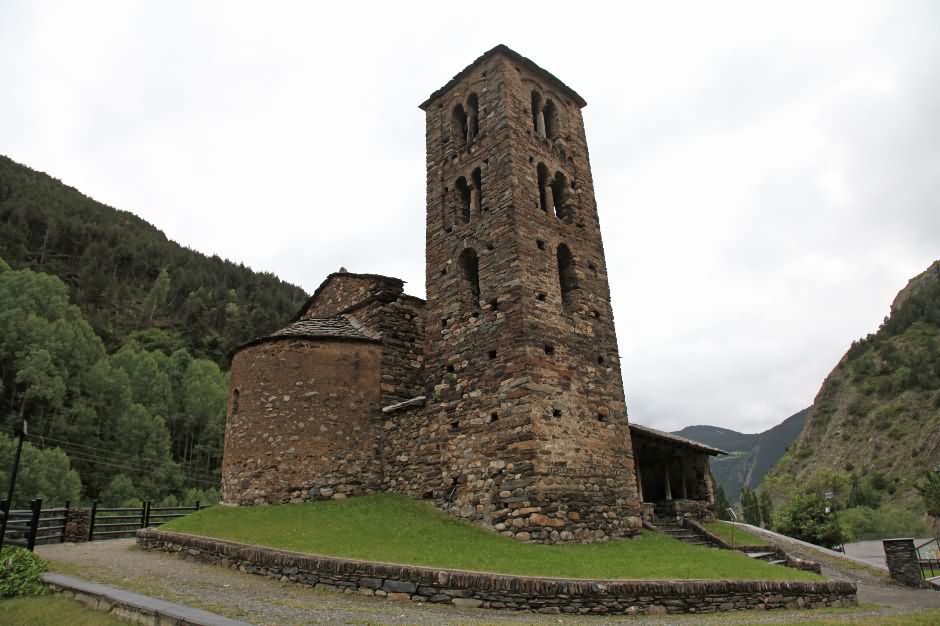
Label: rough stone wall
xmin=883 ymin=538 xmax=925 ymax=587
xmin=301 ymin=273 xmax=404 ymax=319
xmin=406 ymin=49 xmax=640 ymax=541
xmin=350 ymin=295 xmax=426 ymax=405
xmin=139 ymin=529 xmax=858 ymax=615
xmin=222 ymin=339 xmax=384 ymax=505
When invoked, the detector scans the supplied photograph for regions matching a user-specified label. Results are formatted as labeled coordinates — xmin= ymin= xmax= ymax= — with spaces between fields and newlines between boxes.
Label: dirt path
xmin=37 ymin=539 xmax=937 ymax=625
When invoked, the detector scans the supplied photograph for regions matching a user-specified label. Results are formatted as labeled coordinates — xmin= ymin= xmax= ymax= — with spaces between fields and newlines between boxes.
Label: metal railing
xmin=1 ymin=499 xmax=201 ymax=551
xmin=916 ymin=536 xmax=940 ymax=579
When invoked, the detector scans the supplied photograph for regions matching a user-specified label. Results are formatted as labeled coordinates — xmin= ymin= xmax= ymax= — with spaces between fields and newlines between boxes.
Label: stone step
xmin=744 ymin=551 xmax=777 ymax=560
xmin=768 ymin=559 xmax=787 ymax=566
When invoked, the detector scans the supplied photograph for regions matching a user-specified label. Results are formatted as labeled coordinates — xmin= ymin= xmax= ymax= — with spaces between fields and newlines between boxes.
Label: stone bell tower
xmin=417 ymin=45 xmax=641 ymax=541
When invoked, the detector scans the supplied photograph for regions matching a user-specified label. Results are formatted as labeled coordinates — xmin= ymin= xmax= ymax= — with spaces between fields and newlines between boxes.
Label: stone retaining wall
xmin=137 ymin=529 xmax=856 ymax=616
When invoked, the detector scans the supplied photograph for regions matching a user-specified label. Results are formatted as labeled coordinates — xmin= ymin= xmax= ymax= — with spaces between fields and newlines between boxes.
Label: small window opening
xmin=551 ymin=172 xmax=571 ymax=221
xmin=557 ymin=244 xmax=578 ymax=309
xmin=231 ymin=388 xmax=240 ymax=416
xmin=544 ymin=344 xmax=554 ymax=355
xmin=451 ymin=420 xmax=460 ymax=430
xmin=488 ymin=350 xmax=497 ymax=360
xmin=490 ymin=412 xmax=499 ymax=422
xmin=537 ymin=163 xmax=551 ymax=212
xmin=446 ymin=364 xmax=455 ymax=374
xmin=536 ymin=239 xmax=545 ymax=250
xmin=459 ymin=248 xmax=481 ymax=308
xmin=531 ymin=90 xmax=544 ymax=136
xmin=597 ymin=355 xmax=605 ymax=365
xmin=441 ymin=318 xmax=449 ymax=328
xmin=440 ymin=267 xmax=447 ymax=276
xmin=552 ymin=408 xmax=563 ymax=418
xmin=536 ymin=292 xmax=547 ymax=302
xmin=597 ymin=413 xmax=607 ymax=422
xmin=452 ymin=103 xmax=468 ymax=148
xmin=543 ymin=99 xmax=557 ymax=139
xmin=466 ymin=93 xmax=479 ymax=144
xmin=591 ymin=309 xmax=600 ymax=318
xmin=456 ymin=177 xmax=471 ymax=224
xmin=588 ymin=262 xmax=597 ymax=274
xmin=471 ymin=168 xmax=483 ymax=214
xmin=488 ymin=298 xmax=498 ymax=310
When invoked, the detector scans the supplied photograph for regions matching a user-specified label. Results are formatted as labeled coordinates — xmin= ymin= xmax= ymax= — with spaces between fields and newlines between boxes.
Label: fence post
xmin=60 ymin=500 xmax=70 ymax=544
xmin=26 ymin=499 xmax=41 ymax=551
xmin=195 ymin=501 xmax=200 ymax=512
xmin=143 ymin=501 xmax=151 ymax=528
xmin=88 ymin=501 xmax=97 ymax=541
xmin=0 ymin=500 xmax=7 ymax=547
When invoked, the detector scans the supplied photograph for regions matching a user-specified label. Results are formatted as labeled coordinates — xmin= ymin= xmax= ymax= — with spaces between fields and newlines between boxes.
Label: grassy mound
xmin=163 ymin=494 xmax=820 ymax=581
xmin=703 ymin=520 xmax=771 ymax=547
xmin=0 ymin=595 xmax=127 ymax=625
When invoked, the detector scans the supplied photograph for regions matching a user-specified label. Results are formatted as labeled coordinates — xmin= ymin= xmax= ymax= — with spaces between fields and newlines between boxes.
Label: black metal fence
xmin=0 ymin=499 xmax=201 ymax=551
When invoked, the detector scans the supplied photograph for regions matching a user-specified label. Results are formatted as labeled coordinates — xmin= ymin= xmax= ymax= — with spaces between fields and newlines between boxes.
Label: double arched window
xmin=453 ymin=167 xmax=483 ymax=225
xmin=452 ymin=93 xmax=480 ymax=148
xmin=531 ymin=90 xmax=558 ymax=139
xmin=536 ymin=163 xmax=573 ymax=222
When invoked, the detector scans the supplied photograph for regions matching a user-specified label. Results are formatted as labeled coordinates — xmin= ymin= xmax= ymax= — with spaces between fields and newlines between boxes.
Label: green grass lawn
xmin=0 ymin=595 xmax=126 ymax=626
xmin=703 ymin=520 xmax=771 ymax=547
xmin=163 ymin=494 xmax=821 ymax=581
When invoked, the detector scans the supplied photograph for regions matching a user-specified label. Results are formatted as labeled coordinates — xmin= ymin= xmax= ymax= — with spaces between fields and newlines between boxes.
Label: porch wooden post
xmin=664 ymin=462 xmax=672 ymax=501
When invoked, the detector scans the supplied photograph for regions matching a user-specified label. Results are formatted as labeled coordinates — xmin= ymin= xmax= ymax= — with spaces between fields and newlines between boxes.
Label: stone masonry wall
xmin=222 ymin=339 xmax=384 ymax=505
xmin=403 ymin=48 xmax=640 ymax=541
xmin=301 ymin=273 xmax=404 ymax=320
xmin=349 ymin=295 xmax=426 ymax=406
xmin=138 ymin=529 xmax=857 ymax=616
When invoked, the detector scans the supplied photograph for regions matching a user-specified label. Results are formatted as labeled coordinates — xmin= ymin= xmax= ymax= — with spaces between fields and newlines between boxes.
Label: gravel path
xmin=38 ymin=539 xmax=938 ymax=625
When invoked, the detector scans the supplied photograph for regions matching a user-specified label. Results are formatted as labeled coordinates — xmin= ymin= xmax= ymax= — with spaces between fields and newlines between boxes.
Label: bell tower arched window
xmin=543 ymin=99 xmax=557 ymax=138
xmin=471 ymin=167 xmax=482 ymax=215
xmin=453 ymin=103 xmax=468 ymax=148
xmin=455 ymin=177 xmax=471 ymax=223
xmin=466 ymin=93 xmax=479 ymax=144
xmin=532 ymin=90 xmax=545 ymax=137
xmin=459 ymin=248 xmax=481 ymax=308
xmin=557 ymin=244 xmax=577 ymax=309
xmin=537 ymin=163 xmax=550 ymax=212
xmin=551 ymin=171 xmax=571 ymax=222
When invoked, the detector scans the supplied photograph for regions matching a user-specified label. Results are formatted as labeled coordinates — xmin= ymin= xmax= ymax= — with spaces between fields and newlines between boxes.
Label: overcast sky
xmin=2 ymin=1 xmax=938 ymax=433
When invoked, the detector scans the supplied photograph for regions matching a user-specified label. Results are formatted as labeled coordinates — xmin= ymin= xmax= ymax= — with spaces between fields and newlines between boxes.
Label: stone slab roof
xmin=420 ymin=44 xmax=587 ymax=110
xmin=269 ymin=315 xmax=381 ymax=342
xmin=230 ymin=314 xmax=382 ymax=361
xmin=629 ymin=423 xmax=727 ymax=456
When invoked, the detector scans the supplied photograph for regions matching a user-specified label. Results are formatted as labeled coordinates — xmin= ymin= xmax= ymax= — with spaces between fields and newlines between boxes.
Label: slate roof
xmin=268 ymin=315 xmax=381 ymax=342
xmin=629 ymin=423 xmax=727 ymax=456
xmin=419 ymin=44 xmax=587 ymax=110
xmin=231 ymin=314 xmax=381 ymax=360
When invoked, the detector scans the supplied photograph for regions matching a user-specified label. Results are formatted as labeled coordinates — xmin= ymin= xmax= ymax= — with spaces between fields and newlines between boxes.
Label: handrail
xmin=915 ymin=537 xmax=939 ymax=552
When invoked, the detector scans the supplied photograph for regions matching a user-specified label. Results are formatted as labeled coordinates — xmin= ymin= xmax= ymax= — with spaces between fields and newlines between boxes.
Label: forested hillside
xmin=0 ymin=155 xmax=307 ymax=364
xmin=0 ymin=155 xmax=311 ymax=507
xmin=763 ymin=260 xmax=940 ymax=539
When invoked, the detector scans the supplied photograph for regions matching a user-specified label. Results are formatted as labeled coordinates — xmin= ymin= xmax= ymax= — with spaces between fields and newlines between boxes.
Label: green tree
xmin=714 ymin=485 xmax=732 ymax=521
xmin=774 ymin=493 xmax=845 ymax=548
xmin=99 ymin=474 xmax=138 ymax=507
xmin=0 ymin=435 xmax=81 ymax=507
xmin=758 ymin=490 xmax=774 ymax=528
xmin=918 ymin=471 xmax=940 ymax=519
xmin=141 ymin=268 xmax=171 ymax=322
xmin=741 ymin=487 xmax=762 ymax=525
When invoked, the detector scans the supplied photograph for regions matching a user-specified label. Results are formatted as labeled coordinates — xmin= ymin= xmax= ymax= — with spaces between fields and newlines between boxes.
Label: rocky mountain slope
xmin=673 ymin=408 xmax=807 ymax=503
xmin=763 ymin=260 xmax=940 ymax=513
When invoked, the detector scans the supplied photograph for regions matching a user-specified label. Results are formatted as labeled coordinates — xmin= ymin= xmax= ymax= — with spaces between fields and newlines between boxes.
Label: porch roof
xmin=629 ymin=423 xmax=727 ymax=456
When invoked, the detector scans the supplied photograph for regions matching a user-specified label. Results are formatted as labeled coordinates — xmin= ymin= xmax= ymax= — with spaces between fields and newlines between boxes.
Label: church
xmin=221 ymin=45 xmax=723 ymax=543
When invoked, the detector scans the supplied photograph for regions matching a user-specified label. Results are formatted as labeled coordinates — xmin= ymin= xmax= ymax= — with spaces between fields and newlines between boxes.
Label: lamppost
xmin=0 ymin=419 xmax=27 ymax=552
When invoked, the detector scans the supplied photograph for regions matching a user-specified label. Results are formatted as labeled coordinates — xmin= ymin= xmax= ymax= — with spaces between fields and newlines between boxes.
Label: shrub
xmin=773 ymin=493 xmax=845 ymax=549
xmin=0 ymin=546 xmax=48 ymax=597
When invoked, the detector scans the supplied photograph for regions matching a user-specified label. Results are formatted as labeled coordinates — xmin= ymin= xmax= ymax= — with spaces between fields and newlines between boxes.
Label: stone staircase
xmin=649 ymin=515 xmax=792 ymax=569
xmin=650 ymin=515 xmax=711 ymax=547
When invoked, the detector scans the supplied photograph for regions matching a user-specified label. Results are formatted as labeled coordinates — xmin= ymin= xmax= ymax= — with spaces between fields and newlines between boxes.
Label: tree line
xmin=0 ymin=258 xmax=227 ymax=507
xmin=0 ymin=155 xmax=307 ymax=366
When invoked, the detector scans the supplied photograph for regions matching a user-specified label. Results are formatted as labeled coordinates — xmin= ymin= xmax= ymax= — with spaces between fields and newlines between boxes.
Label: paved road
xmin=843 ymin=538 xmax=935 ymax=569
xmin=38 ymin=539 xmax=940 ymax=625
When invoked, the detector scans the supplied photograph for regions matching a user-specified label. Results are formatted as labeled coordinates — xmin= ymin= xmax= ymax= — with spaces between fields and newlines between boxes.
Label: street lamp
xmin=0 ymin=419 xmax=27 ymax=552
